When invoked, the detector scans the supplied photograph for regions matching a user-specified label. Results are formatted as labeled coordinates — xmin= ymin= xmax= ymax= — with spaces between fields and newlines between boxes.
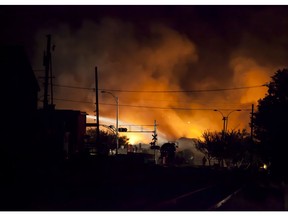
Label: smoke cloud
xmin=31 ymin=7 xmax=288 ymax=144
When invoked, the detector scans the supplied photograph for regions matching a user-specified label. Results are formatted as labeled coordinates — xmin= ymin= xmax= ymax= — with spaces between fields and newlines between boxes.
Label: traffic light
xmin=118 ymin=127 xmax=128 ymax=132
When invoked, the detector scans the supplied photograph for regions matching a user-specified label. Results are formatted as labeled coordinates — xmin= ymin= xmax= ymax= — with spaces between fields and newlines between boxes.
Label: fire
xmin=34 ymin=18 xmax=277 ymax=143
xmin=123 ymin=133 xmax=149 ymax=145
xmin=86 ymin=115 xmax=164 ymax=144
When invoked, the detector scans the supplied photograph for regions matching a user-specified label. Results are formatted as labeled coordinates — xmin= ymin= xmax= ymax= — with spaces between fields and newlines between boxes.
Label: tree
xmin=86 ymin=128 xmax=129 ymax=155
xmin=254 ymin=68 xmax=288 ymax=177
xmin=196 ymin=130 xmax=223 ymax=166
xmin=196 ymin=129 xmax=252 ymax=168
xmin=223 ymin=129 xmax=252 ymax=168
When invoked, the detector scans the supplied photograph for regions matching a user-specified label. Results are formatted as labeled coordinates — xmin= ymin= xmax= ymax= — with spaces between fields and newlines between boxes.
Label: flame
xmin=86 ymin=115 xmax=166 ymax=144
xmin=124 ymin=133 xmax=147 ymax=145
xmin=34 ymin=18 xmax=279 ymax=144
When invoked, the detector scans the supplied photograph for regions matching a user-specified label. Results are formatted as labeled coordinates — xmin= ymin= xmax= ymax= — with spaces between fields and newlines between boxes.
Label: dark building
xmin=35 ymin=109 xmax=87 ymax=160
xmin=1 ymin=45 xmax=40 ymax=163
xmin=1 ymin=45 xmax=39 ymax=114
xmin=1 ymin=45 xmax=87 ymax=161
xmin=0 ymin=45 xmax=87 ymax=210
xmin=1 ymin=45 xmax=41 ymax=208
xmin=1 ymin=44 xmax=88 ymax=165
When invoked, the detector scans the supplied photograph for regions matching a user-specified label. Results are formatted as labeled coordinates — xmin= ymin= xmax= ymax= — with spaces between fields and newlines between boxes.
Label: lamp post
xmin=101 ymin=91 xmax=119 ymax=155
xmin=214 ymin=109 xmax=241 ymax=133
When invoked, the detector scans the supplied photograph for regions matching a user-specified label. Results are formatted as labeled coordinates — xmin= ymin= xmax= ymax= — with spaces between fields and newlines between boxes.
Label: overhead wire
xmin=53 ymin=98 xmax=251 ymax=111
xmin=100 ymin=84 xmax=266 ymax=93
xmin=53 ymin=84 xmax=94 ymax=91
xmin=53 ymin=83 xmax=266 ymax=93
xmin=51 ymin=83 xmax=262 ymax=111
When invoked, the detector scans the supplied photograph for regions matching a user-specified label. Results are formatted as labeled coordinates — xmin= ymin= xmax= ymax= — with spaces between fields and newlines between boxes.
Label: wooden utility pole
xmin=43 ymin=34 xmax=54 ymax=110
xmin=251 ymin=104 xmax=254 ymax=141
xmin=95 ymin=67 xmax=100 ymax=144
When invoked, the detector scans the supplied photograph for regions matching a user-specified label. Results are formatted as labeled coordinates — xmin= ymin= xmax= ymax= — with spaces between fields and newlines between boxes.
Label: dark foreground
xmin=1 ymin=154 xmax=286 ymax=211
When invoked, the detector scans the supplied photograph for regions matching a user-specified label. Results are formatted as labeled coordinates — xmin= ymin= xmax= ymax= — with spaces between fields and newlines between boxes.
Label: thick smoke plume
xmin=32 ymin=13 xmax=287 ymax=143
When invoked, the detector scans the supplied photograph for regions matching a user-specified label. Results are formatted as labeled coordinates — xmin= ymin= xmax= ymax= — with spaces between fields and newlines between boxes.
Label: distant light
xmin=260 ymin=163 xmax=268 ymax=170
xmin=87 ymin=115 xmax=96 ymax=119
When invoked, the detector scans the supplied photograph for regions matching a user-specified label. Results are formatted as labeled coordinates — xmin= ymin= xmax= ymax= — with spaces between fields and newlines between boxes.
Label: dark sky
xmin=2 ymin=5 xmax=288 ymax=61
xmin=1 ymin=5 xmax=288 ymax=141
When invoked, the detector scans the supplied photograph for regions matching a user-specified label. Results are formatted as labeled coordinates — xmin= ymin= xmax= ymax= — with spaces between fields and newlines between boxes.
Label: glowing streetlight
xmin=214 ymin=109 xmax=241 ymax=133
xmin=101 ymin=90 xmax=119 ymax=154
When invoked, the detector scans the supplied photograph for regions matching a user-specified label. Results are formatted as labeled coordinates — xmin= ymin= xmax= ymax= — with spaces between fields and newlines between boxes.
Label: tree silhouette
xmin=196 ymin=129 xmax=252 ymax=167
xmin=86 ymin=128 xmax=129 ymax=155
xmin=196 ymin=130 xmax=223 ymax=166
xmin=223 ymin=129 xmax=252 ymax=168
xmin=254 ymin=68 xmax=288 ymax=177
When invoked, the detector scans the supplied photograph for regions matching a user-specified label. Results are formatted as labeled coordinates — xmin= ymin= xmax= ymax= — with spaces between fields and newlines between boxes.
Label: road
xmin=2 ymin=155 xmax=285 ymax=211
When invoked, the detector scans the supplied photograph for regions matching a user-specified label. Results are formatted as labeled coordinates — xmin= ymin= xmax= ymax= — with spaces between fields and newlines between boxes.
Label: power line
xmin=53 ymin=84 xmax=95 ymax=91
xmin=101 ymin=84 xmax=266 ymax=93
xmin=53 ymin=95 xmax=253 ymax=109
xmin=112 ymin=104 xmax=251 ymax=111
xmin=53 ymin=83 xmax=266 ymax=93
xmin=45 ymin=93 xmax=253 ymax=107
xmin=120 ymin=97 xmax=252 ymax=106
xmin=54 ymin=98 xmax=93 ymax=104
xmin=54 ymin=98 xmax=251 ymax=111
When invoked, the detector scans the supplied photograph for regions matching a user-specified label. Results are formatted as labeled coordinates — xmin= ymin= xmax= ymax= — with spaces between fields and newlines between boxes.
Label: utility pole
xmin=101 ymin=91 xmax=119 ymax=155
xmin=153 ymin=120 xmax=158 ymax=164
xmin=95 ymin=67 xmax=100 ymax=145
xmin=251 ymin=104 xmax=254 ymax=141
xmin=43 ymin=34 xmax=54 ymax=110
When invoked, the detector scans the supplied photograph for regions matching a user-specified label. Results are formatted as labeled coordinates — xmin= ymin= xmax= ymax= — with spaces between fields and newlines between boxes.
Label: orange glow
xmin=55 ymin=60 xmax=272 ymax=144
xmin=123 ymin=133 xmax=148 ymax=145
xmin=38 ymin=20 xmax=276 ymax=144
xmin=231 ymin=57 xmax=272 ymax=104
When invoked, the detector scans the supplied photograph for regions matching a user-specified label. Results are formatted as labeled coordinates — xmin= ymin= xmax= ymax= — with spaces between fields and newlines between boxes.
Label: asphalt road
xmin=1 ymin=156 xmax=285 ymax=211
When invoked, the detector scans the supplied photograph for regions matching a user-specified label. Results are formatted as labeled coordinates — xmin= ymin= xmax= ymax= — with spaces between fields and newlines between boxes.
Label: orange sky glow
xmin=32 ymin=18 xmax=281 ymax=144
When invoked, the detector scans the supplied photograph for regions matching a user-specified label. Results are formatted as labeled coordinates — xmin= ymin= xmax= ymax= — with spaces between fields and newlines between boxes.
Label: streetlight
xmin=101 ymin=90 xmax=119 ymax=155
xmin=214 ymin=109 xmax=241 ymax=133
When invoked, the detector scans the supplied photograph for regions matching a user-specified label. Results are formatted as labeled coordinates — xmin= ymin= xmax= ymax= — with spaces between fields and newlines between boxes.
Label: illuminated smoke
xmin=32 ymin=16 xmax=285 ymax=144
xmin=86 ymin=115 xmax=167 ymax=144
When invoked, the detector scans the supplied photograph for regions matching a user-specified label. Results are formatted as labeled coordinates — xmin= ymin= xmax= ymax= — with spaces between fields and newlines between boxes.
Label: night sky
xmin=1 ymin=5 xmax=288 ymax=143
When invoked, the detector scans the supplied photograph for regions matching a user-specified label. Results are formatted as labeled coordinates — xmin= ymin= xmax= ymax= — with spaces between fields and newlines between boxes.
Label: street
xmin=1 ymin=155 xmax=285 ymax=211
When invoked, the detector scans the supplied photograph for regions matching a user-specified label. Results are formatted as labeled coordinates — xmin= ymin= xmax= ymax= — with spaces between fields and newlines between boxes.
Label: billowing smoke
xmin=31 ymin=10 xmax=288 ymax=144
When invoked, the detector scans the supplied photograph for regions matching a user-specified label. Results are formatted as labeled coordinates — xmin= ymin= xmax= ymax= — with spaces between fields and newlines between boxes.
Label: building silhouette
xmin=1 ymin=45 xmax=87 ymax=167
xmin=1 ymin=45 xmax=40 ymax=164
